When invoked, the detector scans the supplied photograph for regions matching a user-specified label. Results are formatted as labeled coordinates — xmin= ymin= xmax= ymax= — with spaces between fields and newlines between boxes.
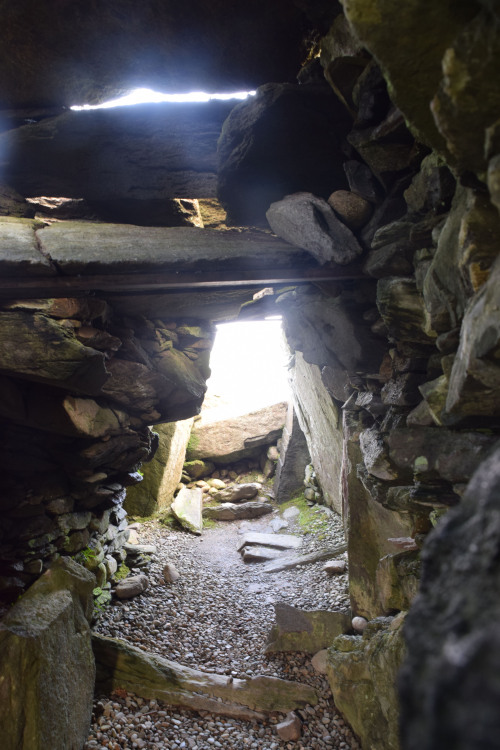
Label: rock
xmin=93 ymin=633 xmax=318 ymax=719
xmin=213 ymin=483 xmax=260 ymax=503
xmin=360 ymin=427 xmax=397 ymax=481
xmin=324 ymin=560 xmax=347 ymax=576
xmin=399 ymin=444 xmax=500 ymax=750
xmin=327 ymin=189 xmax=373 ymax=230
xmin=162 ymin=563 xmax=180 ymax=584
xmin=344 ymin=159 xmax=384 ymax=204
xmin=347 ymin=107 xmax=419 ymax=185
xmin=377 ymin=277 xmax=436 ymax=344
xmin=311 ymin=650 xmax=329 ymax=674
xmin=446 ymin=254 xmax=500 ymax=418
xmin=0 ymin=1 xmax=310 ymax=109
xmin=263 ymin=544 xmax=347 ymax=573
xmin=171 ymin=487 xmax=203 ymax=535
xmin=276 ymin=711 xmax=302 ymax=741
xmin=186 ymin=402 xmax=287 ymax=464
xmin=203 ymin=501 xmax=273 ymax=522
xmin=242 ymin=546 xmax=284 ymax=562
xmin=127 ymin=529 xmax=140 ymax=545
xmin=0 ymin=558 xmax=95 ymax=750
xmin=207 ymin=478 xmax=226 ymax=489
xmin=237 ymin=532 xmax=302 ymax=553
xmin=404 ymin=153 xmax=455 ymax=216
xmin=124 ymin=419 xmax=193 ymax=517
xmin=342 ymin=0 xmax=475 ymax=158
xmin=320 ymin=12 xmax=369 ymax=113
xmin=266 ymin=192 xmax=364 ymax=265
xmin=327 ymin=616 xmax=405 ymax=750
xmin=124 ymin=544 xmax=157 ymax=556
xmin=217 ymin=82 xmax=350 ymax=225
xmin=269 ymin=517 xmax=288 ymax=532
xmin=286 ymin=352 xmax=344 ymax=514
xmin=267 ymin=445 xmax=279 ymax=461
xmin=352 ymin=616 xmax=369 ymax=633
xmin=0 ymin=217 xmax=54 ymax=277
xmin=266 ymin=603 xmax=351 ymax=653
xmin=183 ymin=459 xmax=215 ymax=480
xmin=115 ymin=574 xmax=149 ymax=599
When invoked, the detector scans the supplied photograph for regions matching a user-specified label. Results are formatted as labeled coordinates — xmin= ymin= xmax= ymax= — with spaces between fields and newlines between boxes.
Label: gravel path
xmin=85 ymin=497 xmax=359 ymax=750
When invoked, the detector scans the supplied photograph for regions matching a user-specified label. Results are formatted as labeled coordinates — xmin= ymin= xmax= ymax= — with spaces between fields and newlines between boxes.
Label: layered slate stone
xmin=0 ymin=558 xmax=95 ymax=750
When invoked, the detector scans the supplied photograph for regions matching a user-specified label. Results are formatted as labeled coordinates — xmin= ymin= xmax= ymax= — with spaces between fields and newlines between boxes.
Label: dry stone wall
xmin=0 ymin=295 xmax=214 ymax=604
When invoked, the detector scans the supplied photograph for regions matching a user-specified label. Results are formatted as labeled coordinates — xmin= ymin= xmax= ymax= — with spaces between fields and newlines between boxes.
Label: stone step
xmin=262 ymin=544 xmax=347 ymax=573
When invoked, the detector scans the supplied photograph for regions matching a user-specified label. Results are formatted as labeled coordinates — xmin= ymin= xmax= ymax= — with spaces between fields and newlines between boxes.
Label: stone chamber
xmin=0 ymin=1 xmax=499 ymax=748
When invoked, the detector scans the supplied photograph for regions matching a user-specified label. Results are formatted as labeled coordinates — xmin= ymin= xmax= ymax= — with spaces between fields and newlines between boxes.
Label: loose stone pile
xmin=85 ymin=493 xmax=357 ymax=750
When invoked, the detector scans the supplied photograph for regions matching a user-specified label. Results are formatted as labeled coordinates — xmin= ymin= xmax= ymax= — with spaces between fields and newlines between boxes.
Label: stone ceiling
xmin=0 ymin=0 xmax=315 ymax=109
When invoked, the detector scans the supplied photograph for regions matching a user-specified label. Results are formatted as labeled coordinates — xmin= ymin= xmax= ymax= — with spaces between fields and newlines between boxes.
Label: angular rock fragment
xmin=276 ymin=711 xmax=302 ymax=741
xmin=162 ymin=563 xmax=180 ymax=584
xmin=266 ymin=192 xmax=363 ymax=265
xmin=171 ymin=487 xmax=203 ymax=535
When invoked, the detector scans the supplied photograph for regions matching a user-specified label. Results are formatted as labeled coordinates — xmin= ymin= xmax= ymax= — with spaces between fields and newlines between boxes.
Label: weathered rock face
xmin=274 ymin=403 xmax=311 ymax=504
xmin=217 ymin=82 xmax=351 ymax=225
xmin=399 ymin=444 xmax=500 ymax=750
xmin=0 ymin=558 xmax=95 ymax=750
xmin=266 ymin=603 xmax=351 ymax=654
xmin=327 ymin=614 xmax=406 ymax=750
xmin=0 ymin=1 xmax=312 ymax=108
xmin=287 ymin=352 xmax=344 ymax=514
xmin=186 ymin=402 xmax=287 ymax=464
xmin=124 ymin=419 xmax=193 ymax=517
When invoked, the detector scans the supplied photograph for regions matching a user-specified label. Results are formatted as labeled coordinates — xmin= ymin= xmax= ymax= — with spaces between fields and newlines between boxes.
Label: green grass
xmin=278 ymin=492 xmax=331 ymax=539
xmin=203 ymin=517 xmax=216 ymax=529
xmin=114 ymin=563 xmax=130 ymax=582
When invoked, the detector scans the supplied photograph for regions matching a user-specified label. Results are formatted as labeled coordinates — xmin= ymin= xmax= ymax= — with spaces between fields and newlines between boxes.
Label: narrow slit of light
xmin=71 ymin=87 xmax=256 ymax=110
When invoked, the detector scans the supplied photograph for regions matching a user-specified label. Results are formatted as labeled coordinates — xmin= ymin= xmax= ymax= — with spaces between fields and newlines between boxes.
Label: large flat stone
xmin=237 ymin=532 xmax=302 ymax=552
xmin=186 ymin=402 xmax=287 ymax=464
xmin=171 ymin=487 xmax=203 ymax=535
xmin=93 ymin=633 xmax=318 ymax=719
xmin=203 ymin=502 xmax=273 ymax=522
xmin=242 ymin=545 xmax=284 ymax=562
xmin=37 ymin=223 xmax=309 ymax=275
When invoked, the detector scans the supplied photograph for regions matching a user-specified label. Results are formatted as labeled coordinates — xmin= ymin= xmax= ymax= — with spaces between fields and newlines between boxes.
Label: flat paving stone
xmin=237 ymin=532 xmax=302 ymax=553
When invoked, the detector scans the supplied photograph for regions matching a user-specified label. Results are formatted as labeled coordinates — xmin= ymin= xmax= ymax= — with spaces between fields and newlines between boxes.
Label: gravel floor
xmin=85 ymin=495 xmax=360 ymax=750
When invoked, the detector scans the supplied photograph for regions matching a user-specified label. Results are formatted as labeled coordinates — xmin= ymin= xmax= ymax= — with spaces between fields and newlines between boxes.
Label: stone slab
xmin=171 ymin=487 xmax=203 ymax=535
xmin=37 ymin=223 xmax=310 ymax=276
xmin=0 ymin=217 xmax=55 ymax=276
xmin=237 ymin=532 xmax=302 ymax=552
xmin=262 ymin=544 xmax=347 ymax=573
xmin=242 ymin=545 xmax=284 ymax=562
xmin=266 ymin=603 xmax=351 ymax=654
xmin=203 ymin=502 xmax=273 ymax=522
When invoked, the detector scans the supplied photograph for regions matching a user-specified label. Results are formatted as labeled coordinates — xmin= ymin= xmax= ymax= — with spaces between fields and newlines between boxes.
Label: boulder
xmin=186 ymin=402 xmax=287 ymax=464
xmin=125 ymin=419 xmax=194 ymax=516
xmin=327 ymin=615 xmax=405 ymax=750
xmin=266 ymin=192 xmax=364 ymax=265
xmin=203 ymin=502 xmax=273 ymax=522
xmin=93 ymin=633 xmax=318 ymax=719
xmin=0 ymin=558 xmax=95 ymax=750
xmin=327 ymin=189 xmax=373 ymax=230
xmin=115 ymin=574 xmax=149 ymax=599
xmin=265 ymin=603 xmax=350 ymax=654
xmin=273 ymin=405 xmax=311 ymax=505
xmin=183 ymin=459 xmax=215 ymax=480
xmin=217 ymin=82 xmax=350 ymax=225
xmin=324 ymin=560 xmax=347 ymax=576
xmin=171 ymin=487 xmax=203 ymax=535
xmin=213 ymin=483 xmax=260 ymax=503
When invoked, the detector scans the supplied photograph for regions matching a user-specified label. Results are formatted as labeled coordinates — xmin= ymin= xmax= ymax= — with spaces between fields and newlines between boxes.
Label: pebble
xmin=85 ymin=478 xmax=358 ymax=750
